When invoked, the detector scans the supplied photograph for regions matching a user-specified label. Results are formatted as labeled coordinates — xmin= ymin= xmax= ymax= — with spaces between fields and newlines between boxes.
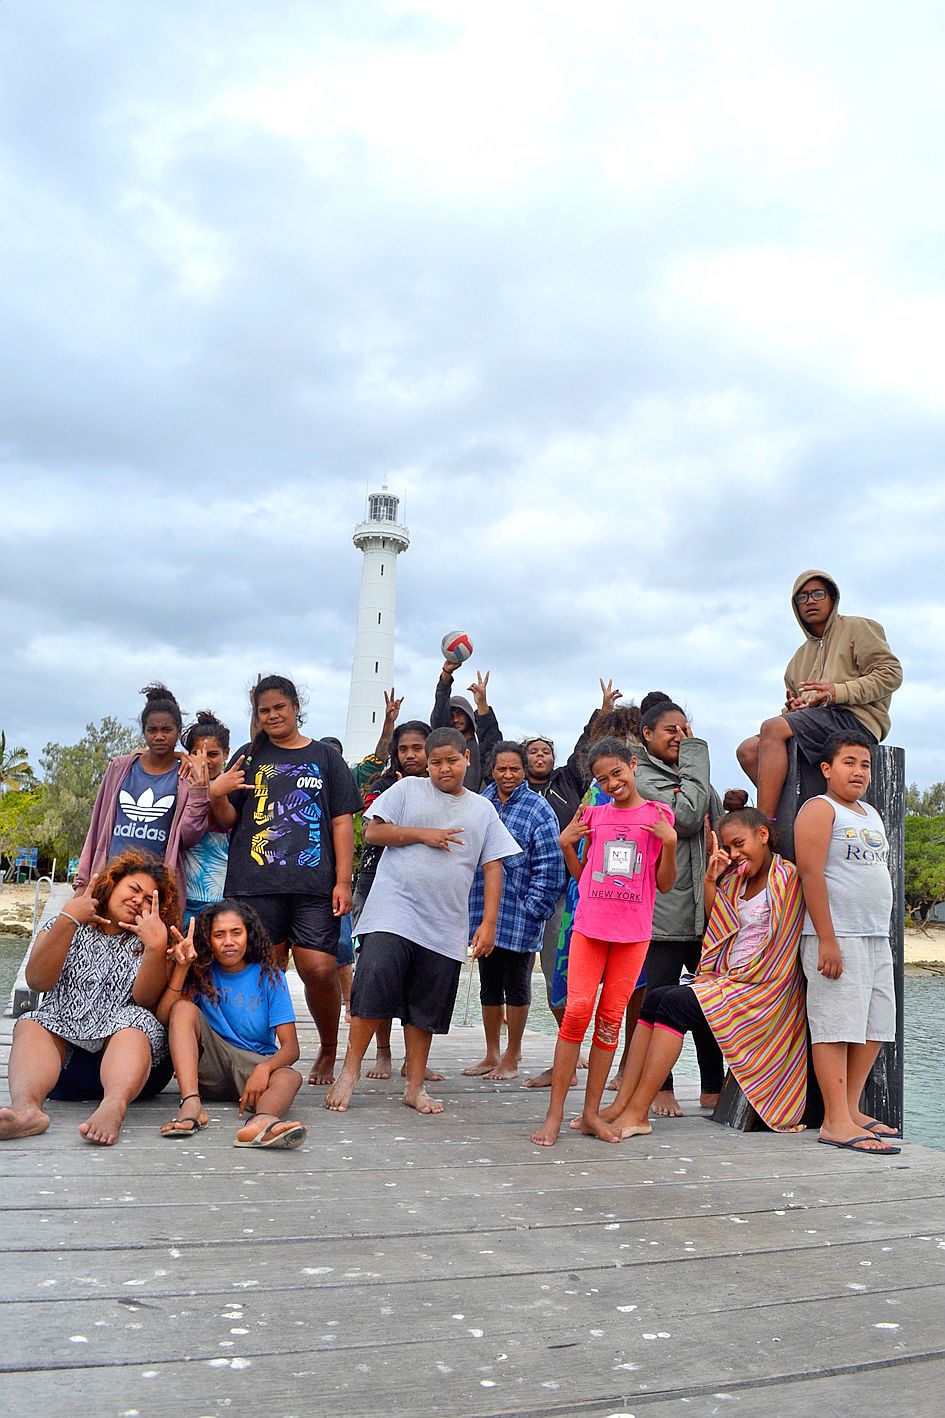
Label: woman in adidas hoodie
xmin=76 ymin=683 xmax=209 ymax=898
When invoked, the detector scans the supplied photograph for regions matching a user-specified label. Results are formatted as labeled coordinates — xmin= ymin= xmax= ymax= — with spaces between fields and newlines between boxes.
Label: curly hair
xmin=182 ymin=709 xmax=231 ymax=754
xmin=590 ymin=703 xmax=642 ymax=746
xmin=93 ymin=850 xmax=181 ymax=934
xmin=187 ymin=899 xmax=280 ymax=1004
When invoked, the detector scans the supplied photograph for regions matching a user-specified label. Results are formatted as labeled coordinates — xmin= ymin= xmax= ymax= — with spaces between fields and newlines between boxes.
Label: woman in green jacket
xmin=632 ymin=698 xmax=724 ymax=1117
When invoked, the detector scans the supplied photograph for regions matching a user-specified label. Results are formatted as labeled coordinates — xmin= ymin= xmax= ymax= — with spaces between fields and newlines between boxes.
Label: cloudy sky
xmin=1 ymin=1 xmax=942 ymax=790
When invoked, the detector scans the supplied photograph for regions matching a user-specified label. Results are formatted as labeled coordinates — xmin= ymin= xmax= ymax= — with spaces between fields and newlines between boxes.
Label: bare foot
xmin=484 ymin=1057 xmax=520 ymax=1081
xmin=79 ymin=1098 xmax=127 ymax=1146
xmin=531 ymin=1113 xmax=562 ymax=1147
xmin=402 ymin=1086 xmax=443 ymax=1115
xmin=606 ymin=1069 xmax=624 ymax=1092
xmin=700 ymin=1091 xmax=720 ymax=1110
xmin=567 ymin=1110 xmax=620 ymax=1142
xmin=578 ymin=1053 xmax=590 ymax=1070
xmin=462 ymin=1058 xmax=500 ymax=1077
xmin=651 ymin=1089 xmax=683 ymax=1118
xmin=400 ymin=1062 xmax=445 ymax=1082
xmin=366 ymin=1049 xmax=393 ymax=1081
xmin=0 ymin=1104 xmax=51 ymax=1140
xmin=325 ymin=1070 xmax=359 ymax=1112
xmin=523 ymin=1067 xmax=579 ymax=1090
xmin=308 ymin=1048 xmax=337 ymax=1086
xmin=619 ymin=1121 xmax=653 ymax=1140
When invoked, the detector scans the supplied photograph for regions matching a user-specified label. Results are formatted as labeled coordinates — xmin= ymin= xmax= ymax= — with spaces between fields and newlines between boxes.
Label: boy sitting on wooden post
xmin=794 ymin=733 xmax=901 ymax=1156
xmin=736 ymin=570 xmax=902 ymax=822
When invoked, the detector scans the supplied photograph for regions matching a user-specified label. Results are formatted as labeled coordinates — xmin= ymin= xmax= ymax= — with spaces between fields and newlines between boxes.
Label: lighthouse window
xmin=377 ymin=612 xmax=382 ymax=624
xmin=374 ymin=661 xmax=379 ymax=673
xmin=372 ymin=711 xmax=376 ymax=724
xmin=380 ymin=564 xmax=384 ymax=575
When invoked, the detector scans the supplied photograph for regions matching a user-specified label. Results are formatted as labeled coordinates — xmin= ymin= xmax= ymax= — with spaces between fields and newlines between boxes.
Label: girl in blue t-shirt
xmin=157 ymin=900 xmax=307 ymax=1149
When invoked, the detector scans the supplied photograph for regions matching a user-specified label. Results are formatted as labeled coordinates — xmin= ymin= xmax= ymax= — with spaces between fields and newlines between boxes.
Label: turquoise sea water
xmin=3 ymin=934 xmax=942 ymax=1149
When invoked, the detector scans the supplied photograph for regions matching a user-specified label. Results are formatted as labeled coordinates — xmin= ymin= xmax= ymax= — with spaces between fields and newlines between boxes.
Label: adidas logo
xmin=119 ymin=788 xmax=176 ymax=823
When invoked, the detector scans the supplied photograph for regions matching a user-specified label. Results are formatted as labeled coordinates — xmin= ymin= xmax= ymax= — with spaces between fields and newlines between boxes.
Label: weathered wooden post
xmin=713 ymin=738 xmax=905 ymax=1133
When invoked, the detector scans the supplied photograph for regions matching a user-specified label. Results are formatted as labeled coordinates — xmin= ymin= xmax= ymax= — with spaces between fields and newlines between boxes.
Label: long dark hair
xmin=248 ymin=674 xmax=303 ymax=758
xmin=187 ymin=899 xmax=280 ymax=1004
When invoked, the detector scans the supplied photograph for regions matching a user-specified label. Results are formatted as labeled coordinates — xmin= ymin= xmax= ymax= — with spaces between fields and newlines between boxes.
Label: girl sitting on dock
xmin=598 ymin=808 xmax=808 ymax=1138
xmin=0 ymin=851 xmax=179 ymax=1146
xmin=157 ymin=900 xmax=307 ymax=1149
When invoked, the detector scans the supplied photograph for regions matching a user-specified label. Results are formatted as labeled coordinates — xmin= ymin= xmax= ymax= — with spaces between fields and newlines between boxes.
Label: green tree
xmin=36 ymin=717 xmax=140 ymax=862
xmin=0 ymin=785 xmax=49 ymax=868
xmin=0 ymin=731 xmax=36 ymax=794
xmin=904 ymin=814 xmax=945 ymax=919
xmin=905 ymin=781 xmax=945 ymax=816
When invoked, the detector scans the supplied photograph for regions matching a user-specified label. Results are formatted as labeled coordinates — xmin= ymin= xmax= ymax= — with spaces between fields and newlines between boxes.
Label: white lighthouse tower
xmin=344 ymin=486 xmax=410 ymax=761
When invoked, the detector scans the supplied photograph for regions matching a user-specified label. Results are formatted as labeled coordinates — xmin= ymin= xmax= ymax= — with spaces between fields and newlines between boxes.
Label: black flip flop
xmin=818 ymin=1134 xmax=901 ymax=1156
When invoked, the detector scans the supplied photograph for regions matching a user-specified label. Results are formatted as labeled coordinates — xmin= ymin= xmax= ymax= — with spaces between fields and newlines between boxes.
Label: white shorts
xmin=800 ymin=934 xmax=896 ymax=1045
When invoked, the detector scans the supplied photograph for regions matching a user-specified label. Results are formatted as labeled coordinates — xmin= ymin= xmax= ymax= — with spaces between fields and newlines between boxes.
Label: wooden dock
xmin=3 ymin=983 xmax=945 ymax=1418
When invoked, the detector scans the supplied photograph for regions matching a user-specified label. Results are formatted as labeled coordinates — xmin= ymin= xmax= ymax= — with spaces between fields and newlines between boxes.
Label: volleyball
xmin=441 ymin=630 xmax=474 ymax=664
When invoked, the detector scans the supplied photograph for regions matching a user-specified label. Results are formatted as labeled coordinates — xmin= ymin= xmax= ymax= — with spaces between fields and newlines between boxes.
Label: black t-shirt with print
xmin=224 ymin=739 xmax=362 ymax=898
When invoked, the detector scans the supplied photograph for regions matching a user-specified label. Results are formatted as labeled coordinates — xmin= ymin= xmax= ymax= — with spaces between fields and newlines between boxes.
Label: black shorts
xmin=639 ymin=983 xmax=717 ymax=1058
xmin=784 ymin=705 xmax=876 ymax=766
xmin=49 ymin=1046 xmax=174 ymax=1103
xmin=239 ymin=894 xmax=340 ymax=956
xmin=478 ymin=947 xmax=535 ymax=1008
xmin=351 ymin=932 xmax=461 ymax=1034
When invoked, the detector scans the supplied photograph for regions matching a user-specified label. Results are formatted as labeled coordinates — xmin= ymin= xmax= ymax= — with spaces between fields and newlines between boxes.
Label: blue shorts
xmin=337 ymin=913 xmax=355 ymax=967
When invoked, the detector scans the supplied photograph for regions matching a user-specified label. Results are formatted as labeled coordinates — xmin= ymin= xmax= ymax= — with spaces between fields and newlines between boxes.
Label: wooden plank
xmin=3 ymin=1282 xmax=945 ymax=1416
xmin=2 ymin=986 xmax=943 ymax=1416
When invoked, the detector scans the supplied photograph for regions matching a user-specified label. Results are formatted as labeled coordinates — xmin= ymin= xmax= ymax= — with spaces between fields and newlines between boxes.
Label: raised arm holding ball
xmin=430 ymin=632 xmax=502 ymax=791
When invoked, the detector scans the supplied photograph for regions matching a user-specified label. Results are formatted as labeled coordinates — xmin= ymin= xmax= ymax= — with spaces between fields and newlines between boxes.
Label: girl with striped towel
xmin=601 ymin=808 xmax=808 ymax=1138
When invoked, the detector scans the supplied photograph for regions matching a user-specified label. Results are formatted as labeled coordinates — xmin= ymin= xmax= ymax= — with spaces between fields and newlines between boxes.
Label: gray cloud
xmin=1 ymin=1 xmax=940 ymax=796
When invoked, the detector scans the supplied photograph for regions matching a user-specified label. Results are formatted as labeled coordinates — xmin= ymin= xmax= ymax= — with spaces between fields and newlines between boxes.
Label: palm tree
xmin=0 ymin=732 xmax=36 ymax=794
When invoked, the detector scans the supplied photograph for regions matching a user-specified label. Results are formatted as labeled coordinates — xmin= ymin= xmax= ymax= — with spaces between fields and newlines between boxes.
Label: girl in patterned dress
xmin=0 ymin=851 xmax=179 ymax=1146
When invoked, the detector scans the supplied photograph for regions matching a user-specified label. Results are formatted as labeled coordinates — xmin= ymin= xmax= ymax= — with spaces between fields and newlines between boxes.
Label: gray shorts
xmin=196 ymin=1014 xmax=274 ymax=1101
xmin=800 ymin=934 xmax=896 ymax=1044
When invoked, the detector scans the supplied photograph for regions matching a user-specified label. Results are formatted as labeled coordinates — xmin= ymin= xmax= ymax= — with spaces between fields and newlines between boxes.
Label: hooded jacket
xmin=632 ymin=737 xmax=719 ymax=942
xmin=784 ymin=570 xmax=902 ymax=743
xmin=76 ymin=752 xmax=210 ymax=893
xmin=430 ymin=682 xmax=501 ymax=791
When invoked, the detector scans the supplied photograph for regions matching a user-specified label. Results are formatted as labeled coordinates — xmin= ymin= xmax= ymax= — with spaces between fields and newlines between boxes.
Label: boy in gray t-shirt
xmin=795 ymin=731 xmax=900 ymax=1156
xmin=326 ymin=729 xmax=519 ymax=1118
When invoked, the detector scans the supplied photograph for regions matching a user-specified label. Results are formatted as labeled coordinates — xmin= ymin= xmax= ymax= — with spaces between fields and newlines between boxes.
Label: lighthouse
xmin=343 ymin=487 xmax=410 ymax=761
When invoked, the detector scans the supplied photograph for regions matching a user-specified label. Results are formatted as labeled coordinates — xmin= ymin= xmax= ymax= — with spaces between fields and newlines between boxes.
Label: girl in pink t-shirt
xmin=531 ymin=739 xmax=677 ymax=1148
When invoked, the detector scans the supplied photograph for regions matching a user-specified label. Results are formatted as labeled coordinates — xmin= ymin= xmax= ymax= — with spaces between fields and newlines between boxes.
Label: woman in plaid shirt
xmin=464 ymin=743 xmax=566 ymax=1080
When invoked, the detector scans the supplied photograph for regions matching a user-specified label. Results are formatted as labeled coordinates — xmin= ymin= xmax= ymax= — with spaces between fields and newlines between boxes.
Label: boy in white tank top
xmin=794 ymin=732 xmax=900 ymax=1155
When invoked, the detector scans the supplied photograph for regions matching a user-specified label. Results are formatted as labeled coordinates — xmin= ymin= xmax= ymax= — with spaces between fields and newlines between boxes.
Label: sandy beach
xmin=0 ymin=881 xmax=51 ymax=938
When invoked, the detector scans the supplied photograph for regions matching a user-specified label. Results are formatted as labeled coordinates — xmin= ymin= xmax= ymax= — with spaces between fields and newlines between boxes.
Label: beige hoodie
xmin=783 ymin=569 xmax=902 ymax=742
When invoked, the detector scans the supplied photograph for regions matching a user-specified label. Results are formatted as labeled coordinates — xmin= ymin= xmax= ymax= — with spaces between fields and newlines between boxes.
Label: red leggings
xmin=558 ymin=932 xmax=649 ymax=1052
